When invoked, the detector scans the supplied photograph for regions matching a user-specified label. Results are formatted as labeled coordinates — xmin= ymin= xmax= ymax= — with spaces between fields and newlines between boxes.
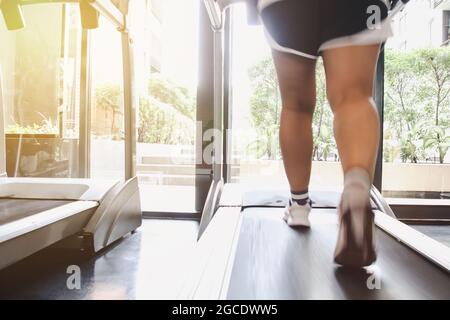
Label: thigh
xmin=271 ymin=50 xmax=317 ymax=113
xmin=322 ymin=44 xmax=380 ymax=108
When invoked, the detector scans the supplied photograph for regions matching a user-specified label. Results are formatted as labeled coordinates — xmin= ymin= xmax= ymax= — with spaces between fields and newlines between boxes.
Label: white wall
xmin=388 ymin=0 xmax=445 ymax=50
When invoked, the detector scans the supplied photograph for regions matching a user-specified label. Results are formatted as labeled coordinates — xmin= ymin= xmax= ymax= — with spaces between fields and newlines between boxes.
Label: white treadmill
xmin=0 ymin=177 xmax=142 ymax=271
xmin=0 ymin=46 xmax=142 ymax=271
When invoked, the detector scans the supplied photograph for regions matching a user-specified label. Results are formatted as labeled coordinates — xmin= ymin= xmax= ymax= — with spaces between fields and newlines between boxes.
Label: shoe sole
xmin=334 ymin=206 xmax=377 ymax=268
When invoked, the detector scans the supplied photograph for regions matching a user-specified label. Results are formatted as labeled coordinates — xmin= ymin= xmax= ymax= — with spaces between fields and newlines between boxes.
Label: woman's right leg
xmin=322 ymin=44 xmax=381 ymax=267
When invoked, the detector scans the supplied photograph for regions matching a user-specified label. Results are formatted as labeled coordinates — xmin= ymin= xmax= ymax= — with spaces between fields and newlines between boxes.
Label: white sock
xmin=291 ymin=190 xmax=310 ymax=206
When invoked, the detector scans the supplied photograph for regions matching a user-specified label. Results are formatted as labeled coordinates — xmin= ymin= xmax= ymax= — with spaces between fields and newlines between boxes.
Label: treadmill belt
xmin=0 ymin=199 xmax=73 ymax=225
xmin=227 ymin=208 xmax=450 ymax=299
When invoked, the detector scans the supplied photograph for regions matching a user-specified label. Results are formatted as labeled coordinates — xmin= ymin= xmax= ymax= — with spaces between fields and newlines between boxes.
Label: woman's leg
xmin=272 ymin=50 xmax=317 ymax=193
xmin=322 ymin=44 xmax=381 ymax=267
xmin=322 ymin=45 xmax=380 ymax=180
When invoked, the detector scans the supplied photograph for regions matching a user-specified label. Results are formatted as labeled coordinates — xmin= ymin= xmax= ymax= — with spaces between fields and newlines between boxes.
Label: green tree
xmin=384 ymin=50 xmax=422 ymax=162
xmin=137 ymin=74 xmax=195 ymax=145
xmin=248 ymin=57 xmax=281 ymax=160
xmin=384 ymin=47 xmax=450 ymax=163
xmin=415 ymin=48 xmax=450 ymax=127
xmin=315 ymin=126 xmax=337 ymax=161
xmin=423 ymin=126 xmax=450 ymax=164
xmin=148 ymin=74 xmax=196 ymax=120
xmin=415 ymin=48 xmax=450 ymax=163
xmin=312 ymin=59 xmax=335 ymax=161
xmin=248 ymin=57 xmax=336 ymax=161
xmin=94 ymin=84 xmax=123 ymax=136
xmin=138 ymin=95 xmax=194 ymax=145
xmin=399 ymin=125 xmax=423 ymax=163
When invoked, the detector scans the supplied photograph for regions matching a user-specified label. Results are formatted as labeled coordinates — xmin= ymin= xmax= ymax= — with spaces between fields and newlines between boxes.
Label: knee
xmin=327 ymin=89 xmax=375 ymax=115
xmin=281 ymin=93 xmax=316 ymax=116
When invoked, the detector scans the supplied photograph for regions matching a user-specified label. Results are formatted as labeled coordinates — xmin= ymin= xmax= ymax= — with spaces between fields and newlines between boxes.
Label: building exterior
xmin=149 ymin=0 xmax=163 ymax=72
xmin=388 ymin=0 xmax=450 ymax=50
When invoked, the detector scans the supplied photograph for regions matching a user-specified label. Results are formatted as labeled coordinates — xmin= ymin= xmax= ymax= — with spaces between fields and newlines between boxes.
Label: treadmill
xmin=0 ymin=176 xmax=142 ymax=271
xmin=181 ymin=185 xmax=450 ymax=299
xmin=0 ymin=1 xmax=142 ymax=271
xmin=179 ymin=1 xmax=450 ymax=299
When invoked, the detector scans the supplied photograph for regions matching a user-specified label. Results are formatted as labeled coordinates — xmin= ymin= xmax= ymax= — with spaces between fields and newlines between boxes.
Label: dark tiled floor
xmin=0 ymin=219 xmax=198 ymax=300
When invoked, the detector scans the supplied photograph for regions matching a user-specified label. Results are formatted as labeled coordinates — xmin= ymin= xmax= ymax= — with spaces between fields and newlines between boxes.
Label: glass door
xmin=89 ymin=15 xmax=125 ymax=181
xmin=1 ymin=0 xmax=209 ymax=215
xmin=0 ymin=3 xmax=82 ymax=178
xmin=134 ymin=0 xmax=200 ymax=213
xmin=382 ymin=0 xmax=450 ymax=200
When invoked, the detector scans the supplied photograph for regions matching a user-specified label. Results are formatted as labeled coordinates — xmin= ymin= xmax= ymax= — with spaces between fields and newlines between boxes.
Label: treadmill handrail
xmin=370 ymin=185 xmax=397 ymax=218
xmin=203 ymin=0 xmax=247 ymax=31
xmin=86 ymin=0 xmax=125 ymax=31
xmin=203 ymin=0 xmax=222 ymax=30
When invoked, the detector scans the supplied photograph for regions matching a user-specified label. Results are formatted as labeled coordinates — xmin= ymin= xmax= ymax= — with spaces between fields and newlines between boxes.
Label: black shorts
xmin=259 ymin=0 xmax=392 ymax=59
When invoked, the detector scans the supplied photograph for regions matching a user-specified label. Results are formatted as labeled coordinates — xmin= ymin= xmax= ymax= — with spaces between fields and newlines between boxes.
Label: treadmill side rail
xmin=0 ymin=201 xmax=97 ymax=270
xmin=83 ymin=176 xmax=142 ymax=252
xmin=179 ymin=206 xmax=242 ymax=299
xmin=375 ymin=210 xmax=450 ymax=272
xmin=0 ymin=177 xmax=120 ymax=201
xmin=0 ymin=201 xmax=98 ymax=243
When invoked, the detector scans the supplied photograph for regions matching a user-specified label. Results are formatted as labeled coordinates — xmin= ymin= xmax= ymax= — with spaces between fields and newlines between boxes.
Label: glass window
xmin=135 ymin=0 xmax=199 ymax=212
xmin=228 ymin=4 xmax=341 ymax=191
xmin=444 ymin=11 xmax=450 ymax=42
xmin=0 ymin=4 xmax=81 ymax=178
xmin=89 ymin=16 xmax=125 ymax=181
xmin=383 ymin=0 xmax=450 ymax=200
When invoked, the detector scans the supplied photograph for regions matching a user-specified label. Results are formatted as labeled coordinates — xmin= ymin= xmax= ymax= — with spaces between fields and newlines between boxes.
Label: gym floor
xmin=0 ymin=219 xmax=199 ymax=300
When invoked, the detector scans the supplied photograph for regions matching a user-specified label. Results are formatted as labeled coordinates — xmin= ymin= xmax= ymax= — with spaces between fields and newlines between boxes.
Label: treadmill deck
xmin=226 ymin=208 xmax=450 ymax=299
xmin=0 ymin=199 xmax=73 ymax=225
